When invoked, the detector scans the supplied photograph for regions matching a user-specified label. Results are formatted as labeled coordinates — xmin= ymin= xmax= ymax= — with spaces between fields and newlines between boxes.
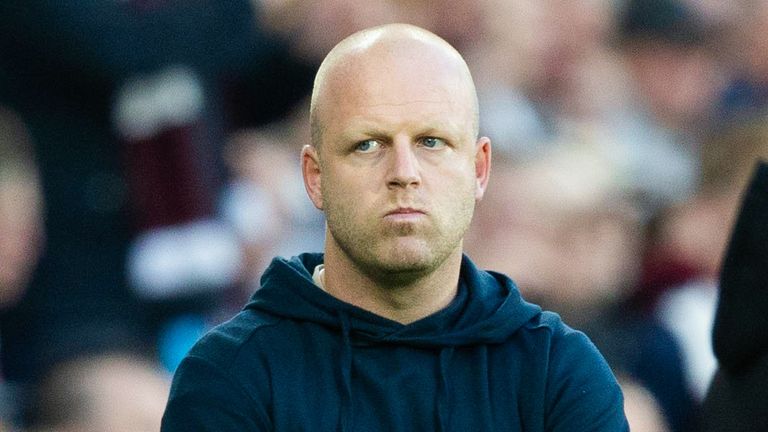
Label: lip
xmin=384 ymin=207 xmax=427 ymax=221
xmin=385 ymin=207 xmax=426 ymax=216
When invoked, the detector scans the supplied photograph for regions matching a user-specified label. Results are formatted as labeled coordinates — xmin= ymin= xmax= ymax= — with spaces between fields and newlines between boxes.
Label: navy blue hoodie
xmin=162 ymin=253 xmax=628 ymax=431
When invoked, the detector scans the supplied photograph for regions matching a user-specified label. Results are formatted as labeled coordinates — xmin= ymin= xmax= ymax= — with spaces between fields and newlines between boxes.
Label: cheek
xmin=429 ymin=167 xmax=478 ymax=220
xmin=322 ymin=172 xmax=376 ymax=218
xmin=432 ymin=162 xmax=478 ymax=195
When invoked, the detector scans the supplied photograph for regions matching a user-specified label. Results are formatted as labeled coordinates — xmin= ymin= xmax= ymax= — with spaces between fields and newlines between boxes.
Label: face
xmin=304 ymin=41 xmax=490 ymax=281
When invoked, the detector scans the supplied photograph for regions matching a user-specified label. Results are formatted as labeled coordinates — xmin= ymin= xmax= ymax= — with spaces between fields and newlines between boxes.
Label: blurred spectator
xmin=466 ymin=149 xmax=638 ymax=306
xmin=0 ymin=107 xmax=45 ymax=430
xmin=27 ymin=352 xmax=169 ymax=432
xmin=467 ymin=0 xmax=699 ymax=222
xmin=716 ymin=0 xmax=768 ymax=122
xmin=621 ymin=375 xmax=671 ymax=432
xmin=259 ymin=0 xmax=405 ymax=64
xmin=616 ymin=0 xmax=725 ymax=131
xmin=466 ymin=147 xmax=696 ymax=431
xmin=218 ymin=119 xmax=325 ymax=309
xmin=0 ymin=2 xmax=315 ymax=424
xmin=469 ymin=0 xmax=629 ymax=158
xmin=0 ymin=108 xmax=44 ymax=311
xmin=613 ymin=0 xmax=728 ymax=212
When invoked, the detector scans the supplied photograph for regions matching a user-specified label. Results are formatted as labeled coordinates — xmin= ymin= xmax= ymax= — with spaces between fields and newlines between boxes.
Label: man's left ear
xmin=474 ymin=137 xmax=491 ymax=200
xmin=301 ymin=145 xmax=324 ymax=210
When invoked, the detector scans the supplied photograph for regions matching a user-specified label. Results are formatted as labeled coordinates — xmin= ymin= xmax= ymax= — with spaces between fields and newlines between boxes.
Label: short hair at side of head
xmin=310 ymin=107 xmax=325 ymax=150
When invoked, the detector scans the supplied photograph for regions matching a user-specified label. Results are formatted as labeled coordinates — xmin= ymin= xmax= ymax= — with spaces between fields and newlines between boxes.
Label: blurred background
xmin=1 ymin=0 xmax=766 ymax=431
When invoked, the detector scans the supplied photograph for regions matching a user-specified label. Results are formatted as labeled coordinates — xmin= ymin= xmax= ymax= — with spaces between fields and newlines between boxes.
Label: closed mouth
xmin=385 ymin=207 xmax=426 ymax=216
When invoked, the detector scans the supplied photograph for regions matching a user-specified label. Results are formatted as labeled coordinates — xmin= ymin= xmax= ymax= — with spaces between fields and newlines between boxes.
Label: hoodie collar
xmin=247 ymin=253 xmax=541 ymax=348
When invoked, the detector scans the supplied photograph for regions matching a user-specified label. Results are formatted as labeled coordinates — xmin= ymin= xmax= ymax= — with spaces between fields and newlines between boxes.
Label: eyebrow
xmin=341 ymin=120 xmax=465 ymax=141
xmin=340 ymin=124 xmax=389 ymax=143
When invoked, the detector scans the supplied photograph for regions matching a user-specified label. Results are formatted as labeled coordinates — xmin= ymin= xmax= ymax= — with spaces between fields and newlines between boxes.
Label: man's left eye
xmin=421 ymin=137 xmax=446 ymax=149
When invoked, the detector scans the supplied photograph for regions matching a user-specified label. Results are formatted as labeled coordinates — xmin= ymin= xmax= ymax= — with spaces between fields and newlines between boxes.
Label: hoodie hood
xmin=246 ymin=253 xmax=541 ymax=347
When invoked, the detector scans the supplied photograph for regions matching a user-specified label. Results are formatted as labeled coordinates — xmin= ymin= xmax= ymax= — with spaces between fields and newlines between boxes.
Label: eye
xmin=355 ymin=139 xmax=380 ymax=153
xmin=420 ymin=137 xmax=447 ymax=149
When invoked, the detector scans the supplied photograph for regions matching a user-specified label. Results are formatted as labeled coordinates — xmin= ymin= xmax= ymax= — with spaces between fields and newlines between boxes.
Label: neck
xmin=322 ymin=241 xmax=462 ymax=324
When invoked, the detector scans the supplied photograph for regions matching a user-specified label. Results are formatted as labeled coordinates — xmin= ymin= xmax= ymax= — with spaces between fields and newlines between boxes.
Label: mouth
xmin=384 ymin=207 xmax=427 ymax=221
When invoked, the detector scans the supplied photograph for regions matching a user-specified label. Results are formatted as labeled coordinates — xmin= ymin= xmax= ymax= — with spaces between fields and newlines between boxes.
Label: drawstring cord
xmin=338 ymin=312 xmax=353 ymax=432
xmin=436 ymin=347 xmax=454 ymax=432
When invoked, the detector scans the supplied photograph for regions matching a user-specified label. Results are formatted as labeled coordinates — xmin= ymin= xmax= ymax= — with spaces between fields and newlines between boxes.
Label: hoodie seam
xmin=226 ymin=315 xmax=285 ymax=372
xmin=184 ymin=353 xmax=266 ymax=422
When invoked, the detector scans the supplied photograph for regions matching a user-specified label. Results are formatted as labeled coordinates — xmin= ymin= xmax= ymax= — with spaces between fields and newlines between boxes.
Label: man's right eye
xmin=355 ymin=139 xmax=380 ymax=153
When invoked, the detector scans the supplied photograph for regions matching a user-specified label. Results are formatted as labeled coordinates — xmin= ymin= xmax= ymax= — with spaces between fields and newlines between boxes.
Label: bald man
xmin=161 ymin=24 xmax=628 ymax=431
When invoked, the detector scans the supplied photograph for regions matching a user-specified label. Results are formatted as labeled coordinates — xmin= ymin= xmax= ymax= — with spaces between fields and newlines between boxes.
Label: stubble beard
xmin=324 ymin=189 xmax=476 ymax=288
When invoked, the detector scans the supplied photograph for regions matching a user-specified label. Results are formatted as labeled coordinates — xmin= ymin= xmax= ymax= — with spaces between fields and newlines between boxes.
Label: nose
xmin=386 ymin=139 xmax=421 ymax=189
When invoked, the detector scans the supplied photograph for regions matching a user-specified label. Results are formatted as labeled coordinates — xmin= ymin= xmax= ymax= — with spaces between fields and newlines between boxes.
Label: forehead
xmin=318 ymin=43 xmax=475 ymax=136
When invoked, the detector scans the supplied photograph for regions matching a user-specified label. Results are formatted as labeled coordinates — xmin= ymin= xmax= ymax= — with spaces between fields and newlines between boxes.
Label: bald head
xmin=309 ymin=24 xmax=479 ymax=149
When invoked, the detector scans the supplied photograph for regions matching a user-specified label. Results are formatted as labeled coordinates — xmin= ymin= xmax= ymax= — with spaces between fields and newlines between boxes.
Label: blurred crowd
xmin=0 ymin=0 xmax=766 ymax=431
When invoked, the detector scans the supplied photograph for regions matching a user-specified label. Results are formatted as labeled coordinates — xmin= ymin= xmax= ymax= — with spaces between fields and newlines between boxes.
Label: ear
xmin=474 ymin=136 xmax=492 ymax=200
xmin=301 ymin=145 xmax=324 ymax=210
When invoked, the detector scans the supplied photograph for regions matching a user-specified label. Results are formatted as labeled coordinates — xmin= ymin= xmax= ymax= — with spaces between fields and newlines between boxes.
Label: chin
xmin=380 ymin=255 xmax=434 ymax=274
xmin=372 ymin=242 xmax=449 ymax=276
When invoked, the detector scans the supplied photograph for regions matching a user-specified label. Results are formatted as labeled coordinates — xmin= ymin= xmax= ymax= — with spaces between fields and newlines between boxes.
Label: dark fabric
xmin=702 ymin=161 xmax=768 ymax=431
xmin=703 ymin=358 xmax=768 ymax=432
xmin=162 ymin=253 xmax=628 ymax=431
xmin=711 ymin=161 xmax=768 ymax=370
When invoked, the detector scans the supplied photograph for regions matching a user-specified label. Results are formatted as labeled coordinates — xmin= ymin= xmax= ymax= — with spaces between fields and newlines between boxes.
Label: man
xmin=162 ymin=24 xmax=628 ymax=431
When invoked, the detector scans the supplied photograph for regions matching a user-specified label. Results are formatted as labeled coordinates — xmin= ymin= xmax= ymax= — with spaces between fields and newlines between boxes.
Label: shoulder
xmin=186 ymin=308 xmax=282 ymax=371
xmin=162 ymin=309 xmax=280 ymax=431
xmin=522 ymin=311 xmax=629 ymax=431
xmin=517 ymin=310 xmax=594 ymax=351
xmin=509 ymin=310 xmax=621 ymax=392
xmin=520 ymin=311 xmax=614 ymax=381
